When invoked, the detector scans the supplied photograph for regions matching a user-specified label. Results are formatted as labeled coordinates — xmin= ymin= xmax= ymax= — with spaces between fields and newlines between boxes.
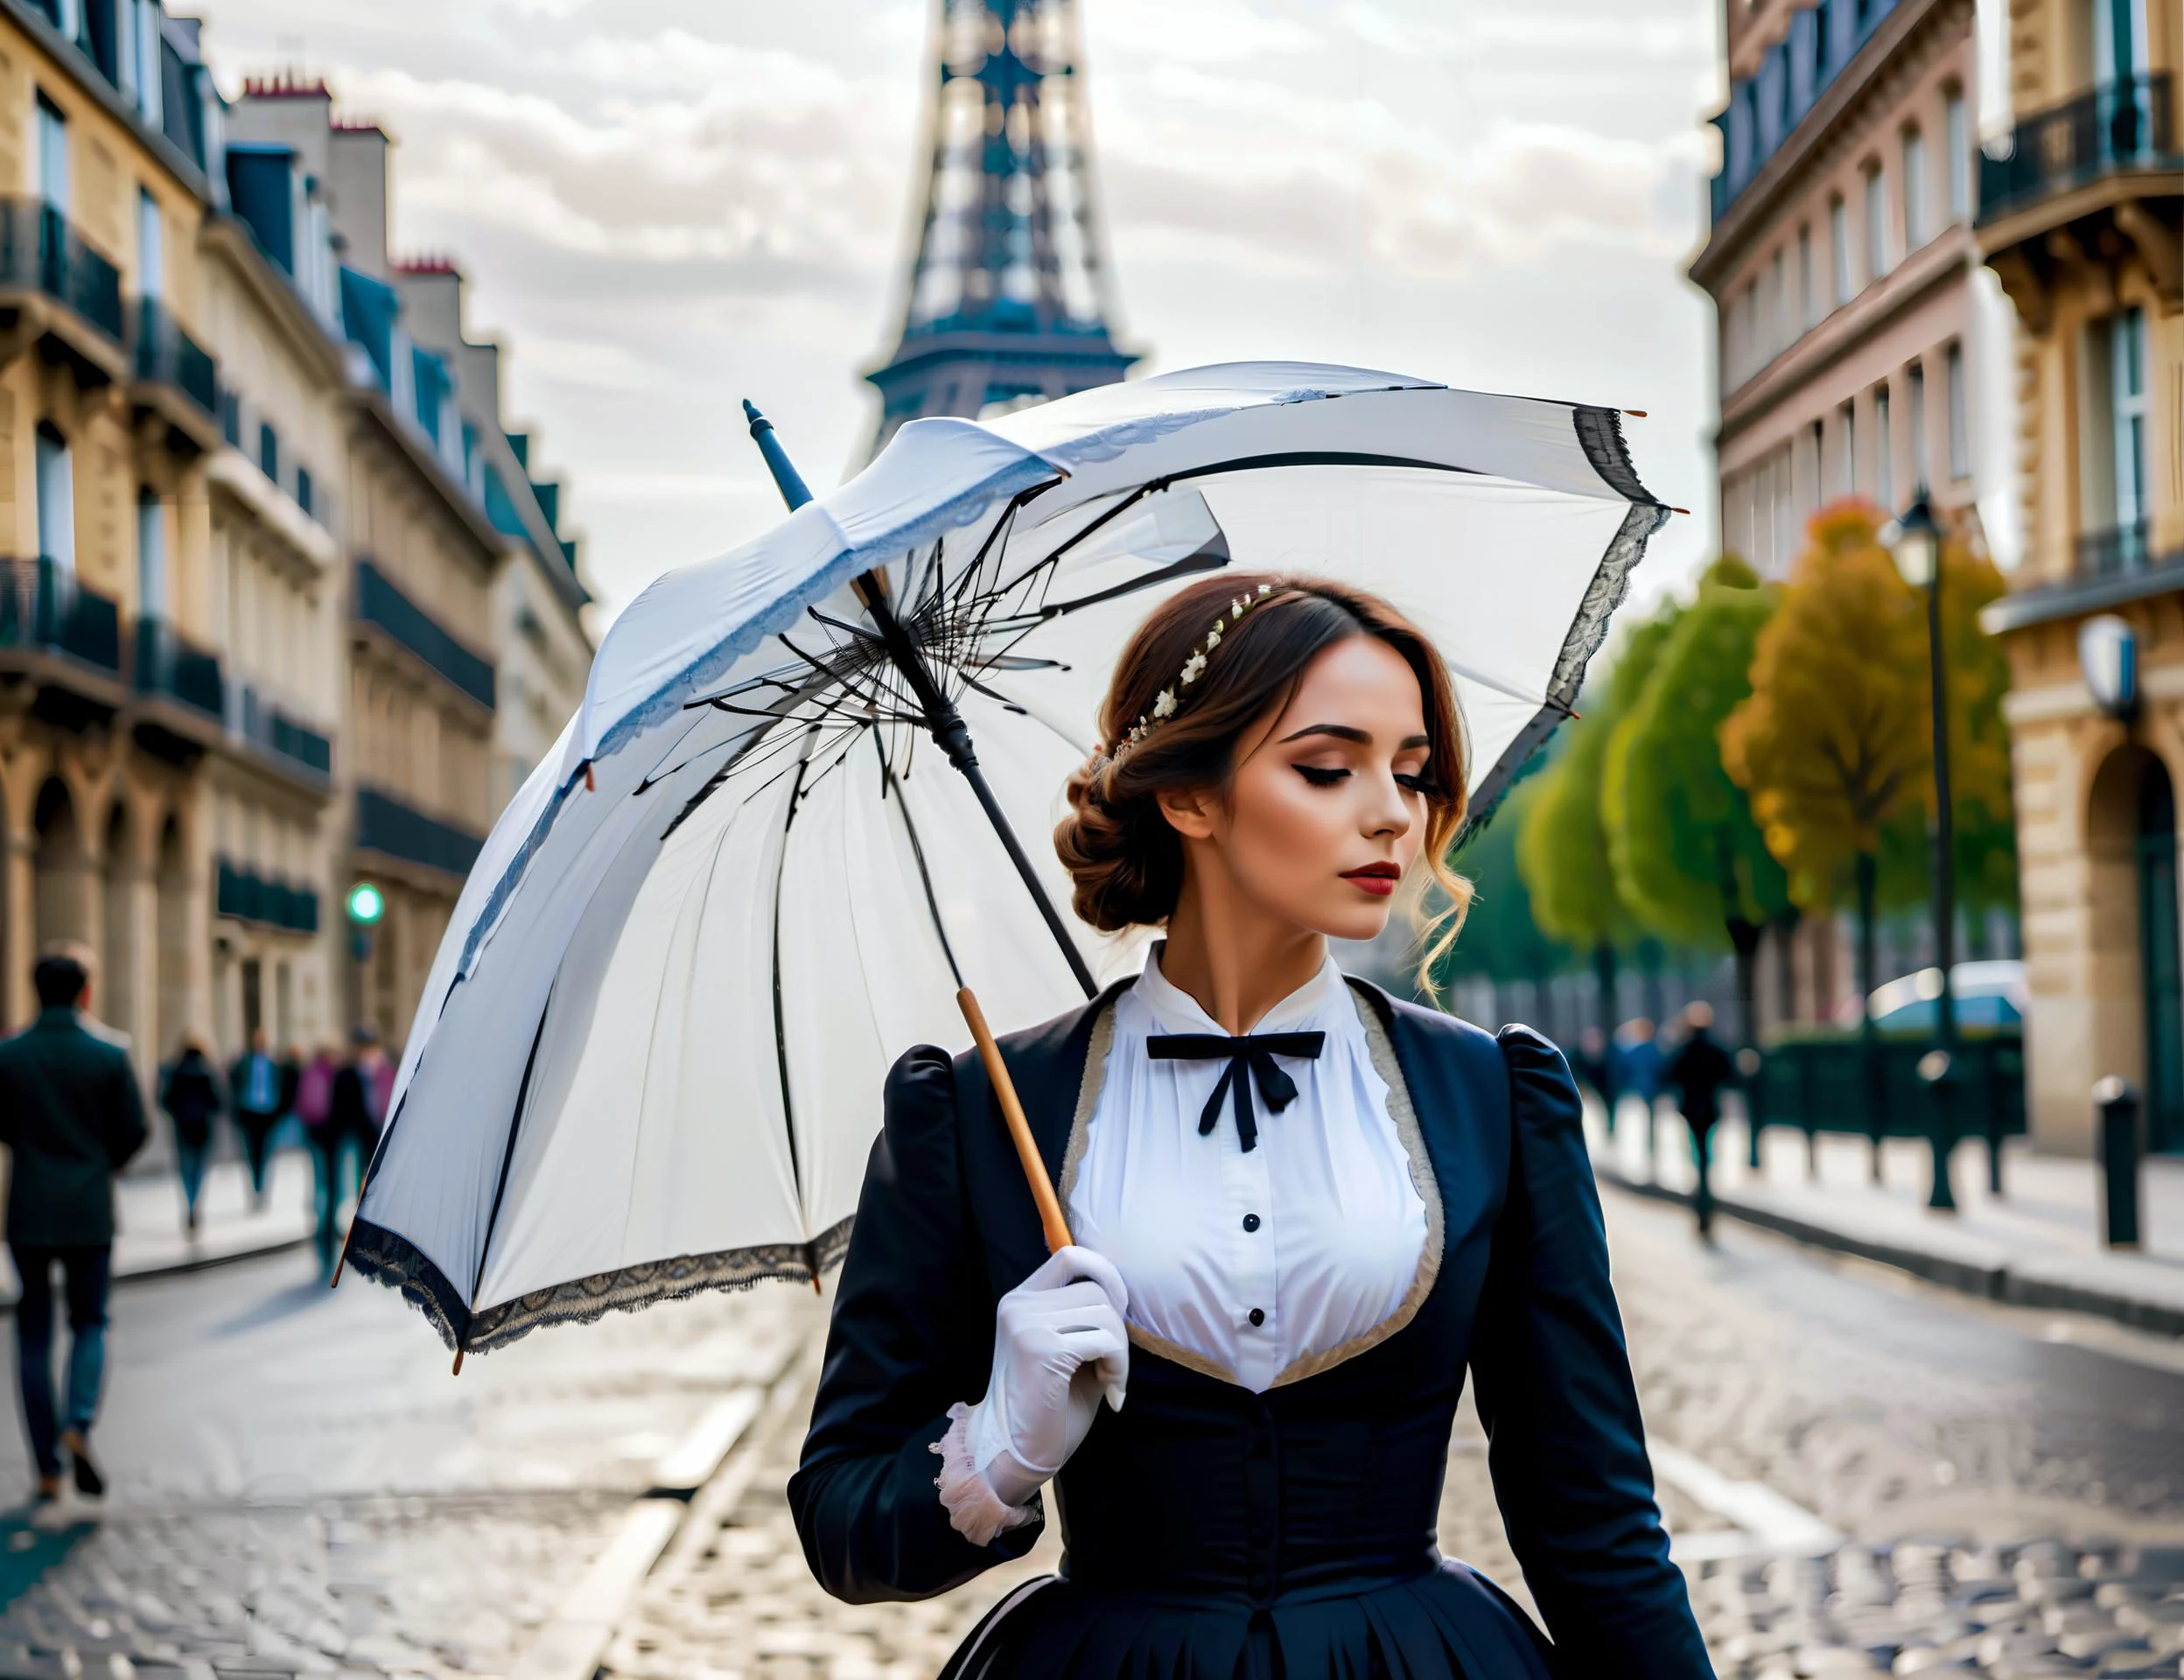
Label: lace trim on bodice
xmin=1057 ymin=980 xmax=1444 ymax=1391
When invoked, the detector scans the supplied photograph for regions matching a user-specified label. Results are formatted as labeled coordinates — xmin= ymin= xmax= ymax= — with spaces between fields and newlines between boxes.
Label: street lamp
xmin=1885 ymin=493 xmax=1959 ymax=1212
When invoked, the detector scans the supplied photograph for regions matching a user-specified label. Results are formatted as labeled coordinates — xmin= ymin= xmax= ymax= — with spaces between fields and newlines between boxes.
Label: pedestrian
xmin=228 ymin=1028 xmax=283 ymax=1212
xmin=158 ymin=1036 xmax=223 ymax=1236
xmin=0 ymin=945 xmax=148 ymax=1507
xmin=330 ymin=1025 xmax=392 ymax=1160
xmin=791 ymin=574 xmax=1710 ymax=1674
xmin=1666 ymin=1000 xmax=1738 ymax=1241
xmin=1613 ymin=1016 xmax=1664 ymax=1165
xmin=1572 ymin=1025 xmax=1614 ymax=1127
xmin=295 ymin=1040 xmax=344 ymax=1277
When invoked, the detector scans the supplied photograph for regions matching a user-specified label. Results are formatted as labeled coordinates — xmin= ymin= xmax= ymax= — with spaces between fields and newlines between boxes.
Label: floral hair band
xmin=1102 ymin=584 xmax=1278 ymax=763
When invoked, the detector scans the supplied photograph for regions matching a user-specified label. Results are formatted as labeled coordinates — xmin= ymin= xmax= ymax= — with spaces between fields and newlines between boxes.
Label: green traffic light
xmin=346 ymin=881 xmax=386 ymax=926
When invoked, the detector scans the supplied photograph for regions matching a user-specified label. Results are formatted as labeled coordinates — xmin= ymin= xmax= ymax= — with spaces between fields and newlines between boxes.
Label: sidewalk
xmin=1589 ymin=1100 xmax=2184 ymax=1336
xmin=0 ymin=1148 xmax=316 ymax=1308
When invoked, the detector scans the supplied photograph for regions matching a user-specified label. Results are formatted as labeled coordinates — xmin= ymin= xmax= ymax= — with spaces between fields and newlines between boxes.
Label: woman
xmin=789 ymin=575 xmax=1712 ymax=1678
xmin=158 ymin=1037 xmax=223 ymax=1237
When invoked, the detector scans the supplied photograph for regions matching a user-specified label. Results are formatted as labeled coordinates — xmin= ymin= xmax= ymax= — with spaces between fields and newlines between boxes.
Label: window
xmin=1908 ymin=363 xmax=1929 ymax=488
xmin=1944 ymin=89 xmax=1970 ymax=220
xmin=2093 ymin=0 xmax=2148 ymax=81
xmin=218 ymin=387 xmax=239 ymax=447
xmin=1770 ymin=247 xmax=1789 ymax=355
xmin=1901 ymin=129 xmax=1928 ymax=248
xmin=1830 ymin=196 xmax=1852 ymax=305
xmin=258 ymin=420 xmax=279 ymax=486
xmin=35 ymin=95 xmax=67 ymax=213
xmin=1841 ymin=401 xmax=1858 ymax=496
xmin=296 ymin=466 xmax=314 ymax=522
xmin=2112 ymin=307 xmax=2148 ymax=526
xmin=1810 ymin=418 xmax=1826 ymax=513
xmin=136 ymin=487 xmax=164 ymax=619
xmin=1863 ymin=163 xmax=1888 ymax=282
xmin=132 ymin=0 xmax=163 ymax=126
xmin=1798 ymin=224 xmax=1815 ymax=326
xmin=35 ymin=424 xmax=74 ymax=570
xmin=1945 ymin=342 xmax=1970 ymax=480
xmin=136 ymin=187 xmax=161 ymax=301
xmin=1875 ymin=383 xmax=1894 ymax=509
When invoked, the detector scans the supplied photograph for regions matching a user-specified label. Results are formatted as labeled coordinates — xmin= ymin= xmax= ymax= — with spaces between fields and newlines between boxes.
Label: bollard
xmin=2093 ymin=1076 xmax=2142 ymax=1250
xmin=1919 ymin=1049 xmax=1956 ymax=1213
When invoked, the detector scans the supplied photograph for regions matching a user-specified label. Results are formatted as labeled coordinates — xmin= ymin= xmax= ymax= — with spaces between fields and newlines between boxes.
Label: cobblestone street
xmin=4 ymin=1185 xmax=2181 ymax=1678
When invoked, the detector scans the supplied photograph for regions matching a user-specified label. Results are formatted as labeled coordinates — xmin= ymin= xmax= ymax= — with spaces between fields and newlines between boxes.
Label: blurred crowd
xmin=1568 ymin=1004 xmax=1740 ymax=1238
xmin=154 ymin=1025 xmax=394 ymax=1278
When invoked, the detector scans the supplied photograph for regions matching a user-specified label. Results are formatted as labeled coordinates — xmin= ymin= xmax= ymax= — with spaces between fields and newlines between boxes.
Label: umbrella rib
xmin=771 ymin=749 xmax=814 ymax=1220
xmin=464 ymin=1000 xmax=553 ymax=1340
xmin=872 ymin=732 xmax=965 ymax=989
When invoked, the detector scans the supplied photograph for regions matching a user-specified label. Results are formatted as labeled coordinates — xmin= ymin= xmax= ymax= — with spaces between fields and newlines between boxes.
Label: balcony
xmin=1980 ymin=74 xmax=2180 ymax=226
xmin=215 ymin=859 xmax=320 ymax=934
xmin=129 ymin=298 xmax=221 ymax=455
xmin=230 ymin=682 xmax=333 ymax=787
xmin=354 ymin=558 xmax=495 ymax=711
xmin=0 ymin=200 xmax=125 ymax=382
xmin=1979 ymin=522 xmax=2184 ymax=634
xmin=0 ymin=558 xmax=122 ymax=676
xmin=355 ymin=787 xmax=484 ymax=880
xmin=132 ymin=617 xmax=225 ymax=720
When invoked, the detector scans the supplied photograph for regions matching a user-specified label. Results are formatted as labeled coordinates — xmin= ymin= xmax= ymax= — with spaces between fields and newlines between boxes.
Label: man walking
xmin=1666 ymin=1001 xmax=1737 ymax=1241
xmin=228 ymin=1028 xmax=284 ymax=1212
xmin=0 ymin=947 xmax=148 ymax=1504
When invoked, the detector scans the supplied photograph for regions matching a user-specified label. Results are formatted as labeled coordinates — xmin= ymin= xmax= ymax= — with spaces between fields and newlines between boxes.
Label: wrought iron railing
xmin=215 ymin=859 xmax=320 ymax=934
xmin=0 ymin=557 xmax=122 ymax=673
xmin=131 ymin=297 xmax=218 ymax=417
xmin=132 ymin=616 xmax=224 ymax=719
xmin=0 ymin=200 xmax=123 ymax=343
xmin=2076 ymin=521 xmax=2154 ymax=580
xmin=354 ymin=558 xmax=496 ymax=710
xmin=230 ymin=682 xmax=333 ymax=780
xmin=1979 ymin=72 xmax=2180 ymax=223
xmin=356 ymin=787 xmax=484 ymax=878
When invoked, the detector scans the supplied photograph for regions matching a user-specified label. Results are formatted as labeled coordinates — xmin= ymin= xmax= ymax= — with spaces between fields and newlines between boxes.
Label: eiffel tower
xmin=865 ymin=0 xmax=1138 ymax=456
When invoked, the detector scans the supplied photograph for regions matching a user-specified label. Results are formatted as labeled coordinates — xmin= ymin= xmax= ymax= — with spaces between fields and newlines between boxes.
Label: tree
xmin=1719 ymin=505 xmax=1929 ymax=1180
xmin=1602 ymin=556 xmax=1793 ymax=1050
xmin=1437 ymin=766 xmax=1571 ymax=1032
xmin=1516 ymin=617 xmax=1673 ymax=1039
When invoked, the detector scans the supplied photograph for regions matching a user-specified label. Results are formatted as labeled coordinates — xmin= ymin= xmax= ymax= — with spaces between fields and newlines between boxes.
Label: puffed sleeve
xmin=1468 ymin=1026 xmax=1714 ymax=1677
xmin=788 ymin=1044 xmax=1043 ymax=1602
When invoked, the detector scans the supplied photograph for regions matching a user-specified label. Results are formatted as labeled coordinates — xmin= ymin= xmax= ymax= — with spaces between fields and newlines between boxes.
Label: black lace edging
xmin=346 ymin=1217 xmax=471 ymax=1352
xmin=344 ymin=1214 xmax=858 ymax=1356
xmin=1571 ymin=405 xmax=1661 ymax=508
xmin=1461 ymin=497 xmax=1668 ymax=838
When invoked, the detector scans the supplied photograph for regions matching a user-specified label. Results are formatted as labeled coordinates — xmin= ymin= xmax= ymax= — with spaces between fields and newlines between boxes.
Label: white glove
xmin=965 ymin=1244 xmax=1130 ymax=1508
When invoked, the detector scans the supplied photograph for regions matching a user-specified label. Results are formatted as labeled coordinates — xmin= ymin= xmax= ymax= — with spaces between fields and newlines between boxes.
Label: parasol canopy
xmin=346 ymin=360 xmax=1670 ymax=1357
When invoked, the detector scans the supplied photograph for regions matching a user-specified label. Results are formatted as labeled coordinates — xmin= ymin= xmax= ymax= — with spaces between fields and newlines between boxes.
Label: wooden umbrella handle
xmin=957 ymin=987 xmax=1073 ymax=1253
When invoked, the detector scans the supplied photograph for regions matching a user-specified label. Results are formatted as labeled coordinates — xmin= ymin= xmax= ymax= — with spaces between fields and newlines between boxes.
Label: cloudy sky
xmin=197 ymin=0 xmax=1725 ymax=624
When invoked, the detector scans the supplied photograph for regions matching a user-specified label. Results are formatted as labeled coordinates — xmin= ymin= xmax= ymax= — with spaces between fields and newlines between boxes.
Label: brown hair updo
xmin=1054 ymin=573 xmax=1474 ymax=980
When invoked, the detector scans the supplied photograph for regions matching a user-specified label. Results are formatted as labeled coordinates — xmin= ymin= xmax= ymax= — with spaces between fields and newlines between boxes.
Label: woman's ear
xmin=1156 ymin=783 xmax=1220 ymax=841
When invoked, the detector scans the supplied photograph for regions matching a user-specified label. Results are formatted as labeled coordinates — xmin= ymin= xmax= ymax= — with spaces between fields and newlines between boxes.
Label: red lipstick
xmin=1340 ymin=862 xmax=1401 ymax=898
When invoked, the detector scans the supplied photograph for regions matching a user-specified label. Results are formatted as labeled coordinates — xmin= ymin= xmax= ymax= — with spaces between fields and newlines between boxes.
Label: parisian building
xmin=0 ymin=3 xmax=591 ymax=1083
xmin=1692 ymin=0 xmax=2022 ymax=1030
xmin=1977 ymin=0 xmax=2180 ymax=1152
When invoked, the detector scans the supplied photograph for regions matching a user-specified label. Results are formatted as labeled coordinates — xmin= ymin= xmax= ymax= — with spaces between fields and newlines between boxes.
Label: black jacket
xmin=0 ymin=1009 xmax=150 ymax=1247
xmin=160 ymin=1051 xmax=224 ymax=1145
xmin=789 ymin=978 xmax=1712 ymax=1679
xmin=1666 ymin=1030 xmax=1737 ymax=1126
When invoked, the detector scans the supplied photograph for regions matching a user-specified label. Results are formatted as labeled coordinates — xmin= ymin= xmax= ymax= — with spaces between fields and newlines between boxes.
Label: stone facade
xmin=1697 ymin=0 xmax=2016 ymax=583
xmin=1978 ymin=0 xmax=2181 ymax=1153
xmin=0 ymin=8 xmax=592 ymax=1094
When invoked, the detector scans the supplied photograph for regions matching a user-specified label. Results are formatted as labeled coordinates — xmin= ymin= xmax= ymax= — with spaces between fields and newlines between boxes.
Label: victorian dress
xmin=789 ymin=951 xmax=1713 ymax=1679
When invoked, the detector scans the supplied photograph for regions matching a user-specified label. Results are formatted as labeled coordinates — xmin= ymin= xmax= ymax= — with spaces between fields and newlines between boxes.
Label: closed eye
xmin=1294 ymin=765 xmax=1348 ymax=787
xmin=1396 ymin=773 xmax=1438 ymax=794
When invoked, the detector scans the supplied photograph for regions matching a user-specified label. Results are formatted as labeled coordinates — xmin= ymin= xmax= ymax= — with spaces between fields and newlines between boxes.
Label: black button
xmin=1242 ymin=1213 xmax=1261 ymax=1233
xmin=1248 ymin=1306 xmax=1265 ymax=1327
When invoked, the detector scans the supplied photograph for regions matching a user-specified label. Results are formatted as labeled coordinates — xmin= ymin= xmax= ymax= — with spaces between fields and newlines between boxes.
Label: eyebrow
xmin=1278 ymin=724 xmax=1432 ymax=749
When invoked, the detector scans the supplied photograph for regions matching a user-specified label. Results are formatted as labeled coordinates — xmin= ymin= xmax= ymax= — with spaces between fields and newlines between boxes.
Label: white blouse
xmin=1063 ymin=946 xmax=1432 ymax=1393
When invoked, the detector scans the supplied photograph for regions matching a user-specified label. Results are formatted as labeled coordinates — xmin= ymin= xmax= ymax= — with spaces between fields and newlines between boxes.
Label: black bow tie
xmin=1147 ymin=1032 xmax=1326 ymax=1152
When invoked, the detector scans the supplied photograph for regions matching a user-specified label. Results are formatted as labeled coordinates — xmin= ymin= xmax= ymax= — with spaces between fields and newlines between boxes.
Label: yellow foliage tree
xmin=1719 ymin=503 xmax=1928 ymax=1018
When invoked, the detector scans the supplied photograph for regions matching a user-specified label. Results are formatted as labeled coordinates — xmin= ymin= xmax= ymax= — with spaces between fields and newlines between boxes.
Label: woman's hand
xmin=967 ymin=1244 xmax=1130 ymax=1506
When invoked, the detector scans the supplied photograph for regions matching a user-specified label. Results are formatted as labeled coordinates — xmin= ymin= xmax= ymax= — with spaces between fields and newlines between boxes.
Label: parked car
xmin=1834 ymin=960 xmax=2026 ymax=1032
